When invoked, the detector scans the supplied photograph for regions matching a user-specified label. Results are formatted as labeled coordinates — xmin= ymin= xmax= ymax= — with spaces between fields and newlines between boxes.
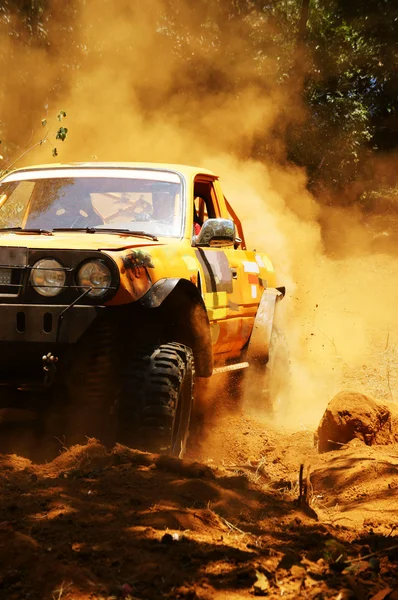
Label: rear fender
xmin=246 ymin=287 xmax=285 ymax=365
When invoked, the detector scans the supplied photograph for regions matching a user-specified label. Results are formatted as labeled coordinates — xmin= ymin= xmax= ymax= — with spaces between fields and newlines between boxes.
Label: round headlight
xmin=77 ymin=261 xmax=111 ymax=298
xmin=30 ymin=259 xmax=66 ymax=297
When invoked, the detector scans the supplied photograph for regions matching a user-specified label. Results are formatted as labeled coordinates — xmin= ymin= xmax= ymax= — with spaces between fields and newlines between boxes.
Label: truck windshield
xmin=0 ymin=169 xmax=184 ymax=237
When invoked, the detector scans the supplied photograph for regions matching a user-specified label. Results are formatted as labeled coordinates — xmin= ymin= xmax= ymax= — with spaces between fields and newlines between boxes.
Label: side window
xmin=193 ymin=179 xmax=218 ymax=236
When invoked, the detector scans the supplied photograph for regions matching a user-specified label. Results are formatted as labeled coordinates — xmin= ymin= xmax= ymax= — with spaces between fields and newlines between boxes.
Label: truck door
xmin=192 ymin=177 xmax=245 ymax=362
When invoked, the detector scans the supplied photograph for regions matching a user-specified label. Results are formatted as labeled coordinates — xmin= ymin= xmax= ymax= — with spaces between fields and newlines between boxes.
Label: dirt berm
xmin=0 ymin=413 xmax=397 ymax=600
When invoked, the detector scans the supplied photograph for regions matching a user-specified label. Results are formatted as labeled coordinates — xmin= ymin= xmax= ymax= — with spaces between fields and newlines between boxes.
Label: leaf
xmin=52 ymin=148 xmax=58 ymax=157
xmin=56 ymin=127 xmax=68 ymax=142
xmin=41 ymin=118 xmax=47 ymax=127
xmin=57 ymin=110 xmax=67 ymax=121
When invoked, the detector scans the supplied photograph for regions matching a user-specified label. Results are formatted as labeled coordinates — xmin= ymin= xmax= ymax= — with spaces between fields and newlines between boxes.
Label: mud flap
xmin=246 ymin=287 xmax=285 ymax=366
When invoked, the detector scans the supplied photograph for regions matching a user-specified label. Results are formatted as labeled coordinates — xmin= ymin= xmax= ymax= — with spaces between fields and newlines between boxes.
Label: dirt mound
xmin=307 ymin=443 xmax=398 ymax=531
xmin=1 ymin=433 xmax=397 ymax=600
xmin=317 ymin=391 xmax=398 ymax=452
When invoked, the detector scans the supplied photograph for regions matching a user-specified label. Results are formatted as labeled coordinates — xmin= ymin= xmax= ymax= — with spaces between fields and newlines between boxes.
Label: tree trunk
xmin=297 ymin=0 xmax=310 ymax=47
xmin=292 ymin=0 xmax=311 ymax=86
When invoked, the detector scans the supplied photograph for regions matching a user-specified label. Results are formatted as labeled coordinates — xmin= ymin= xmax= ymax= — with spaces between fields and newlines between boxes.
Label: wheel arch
xmin=139 ymin=278 xmax=213 ymax=377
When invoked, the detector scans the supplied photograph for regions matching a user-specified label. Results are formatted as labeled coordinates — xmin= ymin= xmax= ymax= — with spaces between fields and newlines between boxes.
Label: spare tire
xmin=116 ymin=342 xmax=194 ymax=457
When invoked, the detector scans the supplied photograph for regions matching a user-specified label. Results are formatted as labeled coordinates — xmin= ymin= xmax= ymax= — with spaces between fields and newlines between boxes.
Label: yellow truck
xmin=0 ymin=162 xmax=285 ymax=455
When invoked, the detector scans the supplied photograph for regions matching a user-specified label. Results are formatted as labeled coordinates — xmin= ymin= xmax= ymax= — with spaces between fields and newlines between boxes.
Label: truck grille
xmin=0 ymin=268 xmax=24 ymax=296
xmin=0 ymin=269 xmax=11 ymax=285
xmin=0 ymin=247 xmax=28 ymax=297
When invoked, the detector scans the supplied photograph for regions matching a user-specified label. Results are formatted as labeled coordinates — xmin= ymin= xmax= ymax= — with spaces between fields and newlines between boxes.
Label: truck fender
xmin=138 ymin=278 xmax=181 ymax=308
xmin=246 ymin=287 xmax=285 ymax=365
xmin=139 ymin=278 xmax=213 ymax=378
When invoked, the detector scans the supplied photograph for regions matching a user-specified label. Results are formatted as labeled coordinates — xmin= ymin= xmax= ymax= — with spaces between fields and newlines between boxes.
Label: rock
xmin=161 ymin=533 xmax=174 ymax=544
xmin=120 ymin=583 xmax=134 ymax=598
xmin=252 ymin=570 xmax=270 ymax=596
xmin=317 ymin=391 xmax=398 ymax=452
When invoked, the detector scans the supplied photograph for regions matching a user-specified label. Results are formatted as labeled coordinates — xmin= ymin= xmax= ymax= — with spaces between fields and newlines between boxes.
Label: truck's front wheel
xmin=116 ymin=343 xmax=194 ymax=457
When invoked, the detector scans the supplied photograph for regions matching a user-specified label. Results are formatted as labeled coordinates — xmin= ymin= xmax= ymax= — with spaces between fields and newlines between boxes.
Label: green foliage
xmin=55 ymin=127 xmax=68 ymax=142
xmin=0 ymin=110 xmax=69 ymax=179
xmin=158 ymin=0 xmax=397 ymax=201
xmin=291 ymin=0 xmax=398 ymax=199
xmin=0 ymin=0 xmax=396 ymax=204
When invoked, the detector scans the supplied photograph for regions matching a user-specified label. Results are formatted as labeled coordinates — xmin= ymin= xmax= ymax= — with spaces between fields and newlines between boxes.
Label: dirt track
xmin=1 ymin=246 xmax=398 ymax=599
xmin=0 ymin=413 xmax=397 ymax=600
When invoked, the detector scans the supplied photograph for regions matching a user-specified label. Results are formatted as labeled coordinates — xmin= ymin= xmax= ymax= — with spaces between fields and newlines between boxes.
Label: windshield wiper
xmin=0 ymin=227 xmax=53 ymax=235
xmin=52 ymin=227 xmax=158 ymax=241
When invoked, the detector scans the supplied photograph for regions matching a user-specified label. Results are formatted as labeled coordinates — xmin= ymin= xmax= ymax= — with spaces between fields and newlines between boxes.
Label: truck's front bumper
xmin=0 ymin=304 xmax=103 ymax=344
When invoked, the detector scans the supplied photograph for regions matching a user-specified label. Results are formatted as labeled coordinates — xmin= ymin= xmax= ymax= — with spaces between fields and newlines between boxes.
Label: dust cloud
xmin=222 ymin=157 xmax=398 ymax=427
xmin=1 ymin=0 xmax=397 ymax=430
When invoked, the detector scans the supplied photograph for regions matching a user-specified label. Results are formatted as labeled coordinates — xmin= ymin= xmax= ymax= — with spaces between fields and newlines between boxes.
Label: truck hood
xmin=0 ymin=231 xmax=167 ymax=251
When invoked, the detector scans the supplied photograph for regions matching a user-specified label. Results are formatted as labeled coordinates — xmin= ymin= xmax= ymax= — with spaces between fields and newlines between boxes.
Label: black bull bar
xmin=0 ymin=303 xmax=102 ymax=344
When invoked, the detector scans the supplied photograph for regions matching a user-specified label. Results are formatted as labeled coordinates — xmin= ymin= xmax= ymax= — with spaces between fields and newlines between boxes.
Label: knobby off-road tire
xmin=116 ymin=342 xmax=194 ymax=457
xmin=244 ymin=326 xmax=291 ymax=417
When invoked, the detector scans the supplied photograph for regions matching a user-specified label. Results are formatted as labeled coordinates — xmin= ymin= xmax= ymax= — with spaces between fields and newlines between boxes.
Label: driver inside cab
xmin=193 ymin=196 xmax=205 ymax=236
xmin=194 ymin=209 xmax=202 ymax=235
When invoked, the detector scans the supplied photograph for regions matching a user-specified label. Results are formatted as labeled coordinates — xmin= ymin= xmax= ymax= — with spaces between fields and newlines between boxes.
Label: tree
xmin=287 ymin=0 xmax=398 ymax=203
xmin=0 ymin=0 xmax=396 ymax=206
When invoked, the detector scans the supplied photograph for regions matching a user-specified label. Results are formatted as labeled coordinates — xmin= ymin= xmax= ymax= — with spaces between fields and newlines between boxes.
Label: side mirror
xmin=195 ymin=218 xmax=235 ymax=248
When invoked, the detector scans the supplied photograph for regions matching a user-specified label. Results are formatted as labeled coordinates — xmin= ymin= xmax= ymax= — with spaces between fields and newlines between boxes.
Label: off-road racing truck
xmin=0 ymin=163 xmax=285 ymax=456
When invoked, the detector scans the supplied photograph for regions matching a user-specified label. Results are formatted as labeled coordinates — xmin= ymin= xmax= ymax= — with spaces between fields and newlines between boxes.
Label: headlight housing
xmin=77 ymin=260 xmax=112 ymax=298
xmin=30 ymin=258 xmax=66 ymax=297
